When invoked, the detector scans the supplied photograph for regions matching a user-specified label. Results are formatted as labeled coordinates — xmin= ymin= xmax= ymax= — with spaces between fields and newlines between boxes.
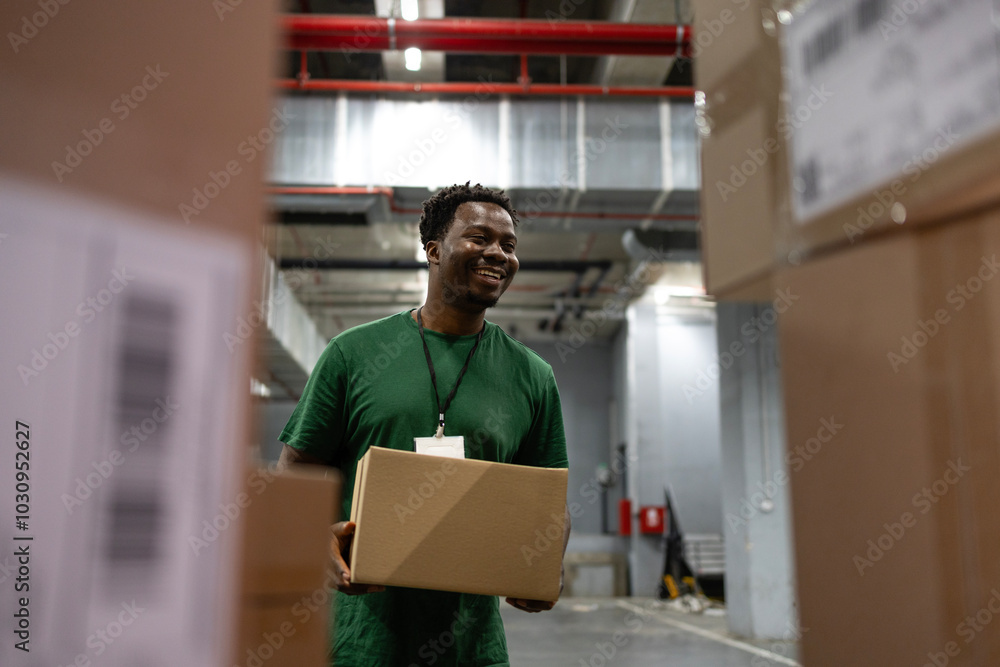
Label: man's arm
xmin=278 ymin=443 xmax=327 ymax=467
xmin=505 ymin=369 xmax=570 ymax=612
xmin=277 ymin=444 xmax=384 ymax=596
xmin=505 ymin=505 xmax=571 ymax=613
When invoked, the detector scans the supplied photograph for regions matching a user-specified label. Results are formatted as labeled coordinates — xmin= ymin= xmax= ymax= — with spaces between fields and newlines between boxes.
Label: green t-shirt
xmin=279 ymin=310 xmax=568 ymax=667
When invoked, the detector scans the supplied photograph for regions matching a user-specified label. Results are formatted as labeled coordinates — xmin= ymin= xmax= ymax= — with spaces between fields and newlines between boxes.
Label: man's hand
xmin=507 ymin=508 xmax=570 ymax=614
xmin=505 ymin=597 xmax=556 ymax=613
xmin=505 ymin=565 xmax=563 ymax=613
xmin=330 ymin=521 xmax=385 ymax=595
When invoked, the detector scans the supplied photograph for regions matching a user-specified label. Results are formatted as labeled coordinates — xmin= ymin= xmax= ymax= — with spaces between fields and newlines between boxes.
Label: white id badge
xmin=413 ymin=435 xmax=466 ymax=459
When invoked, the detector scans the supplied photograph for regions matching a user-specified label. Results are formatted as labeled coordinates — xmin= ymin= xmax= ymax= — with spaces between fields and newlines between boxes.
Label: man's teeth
xmin=475 ymin=269 xmax=502 ymax=279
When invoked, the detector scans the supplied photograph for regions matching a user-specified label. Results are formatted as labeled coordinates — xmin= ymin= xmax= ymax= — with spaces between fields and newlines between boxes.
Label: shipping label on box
xmin=780 ymin=0 xmax=1000 ymax=225
xmin=349 ymin=447 xmax=568 ymax=601
xmin=0 ymin=177 xmax=253 ymax=667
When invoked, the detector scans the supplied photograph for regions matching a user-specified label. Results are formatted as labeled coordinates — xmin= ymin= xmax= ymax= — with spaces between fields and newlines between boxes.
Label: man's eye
xmin=503 ymin=244 xmax=516 ymax=252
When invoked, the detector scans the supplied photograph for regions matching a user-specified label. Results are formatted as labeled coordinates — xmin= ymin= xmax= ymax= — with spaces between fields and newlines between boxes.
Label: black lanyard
xmin=416 ymin=307 xmax=485 ymax=436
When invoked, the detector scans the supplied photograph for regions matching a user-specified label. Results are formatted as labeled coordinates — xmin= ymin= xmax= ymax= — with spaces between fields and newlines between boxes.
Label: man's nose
xmin=483 ymin=241 xmax=507 ymax=260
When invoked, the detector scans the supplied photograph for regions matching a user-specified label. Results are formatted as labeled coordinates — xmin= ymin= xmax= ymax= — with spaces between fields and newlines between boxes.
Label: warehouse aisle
xmin=502 ymin=598 xmax=800 ymax=666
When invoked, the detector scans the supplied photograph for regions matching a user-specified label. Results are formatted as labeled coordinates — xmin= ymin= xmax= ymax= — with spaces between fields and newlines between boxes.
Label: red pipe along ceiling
xmin=268 ymin=186 xmax=698 ymax=222
xmin=283 ymin=15 xmax=692 ymax=57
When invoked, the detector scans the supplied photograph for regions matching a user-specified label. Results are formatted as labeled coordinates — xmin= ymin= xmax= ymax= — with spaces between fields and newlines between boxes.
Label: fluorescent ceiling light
xmin=401 ymin=0 xmax=419 ymax=21
xmin=404 ymin=47 xmax=422 ymax=71
xmin=653 ymin=285 xmax=706 ymax=305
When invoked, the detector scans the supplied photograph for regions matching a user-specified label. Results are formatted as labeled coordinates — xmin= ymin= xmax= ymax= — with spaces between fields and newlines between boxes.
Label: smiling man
xmin=278 ymin=183 xmax=570 ymax=667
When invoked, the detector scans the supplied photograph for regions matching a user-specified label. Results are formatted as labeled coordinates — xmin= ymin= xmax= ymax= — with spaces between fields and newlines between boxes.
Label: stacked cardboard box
xmin=777 ymin=208 xmax=1000 ymax=666
xmin=763 ymin=5 xmax=1000 ymax=663
xmin=0 ymin=1 xmax=281 ymax=665
xmin=696 ymin=0 xmax=1000 ymax=297
xmin=772 ymin=0 xmax=1000 ymax=260
xmin=695 ymin=0 xmax=786 ymax=300
xmin=238 ymin=466 xmax=340 ymax=667
xmin=696 ymin=1 xmax=1000 ymax=663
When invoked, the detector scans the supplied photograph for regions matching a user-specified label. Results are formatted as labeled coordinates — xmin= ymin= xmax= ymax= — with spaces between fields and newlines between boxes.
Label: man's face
xmin=427 ymin=201 xmax=519 ymax=311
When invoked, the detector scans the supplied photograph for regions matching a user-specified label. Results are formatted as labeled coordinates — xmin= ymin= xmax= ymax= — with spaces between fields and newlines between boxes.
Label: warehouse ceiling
xmin=267 ymin=0 xmax=700 ymax=366
xmin=284 ymin=0 xmax=695 ymax=87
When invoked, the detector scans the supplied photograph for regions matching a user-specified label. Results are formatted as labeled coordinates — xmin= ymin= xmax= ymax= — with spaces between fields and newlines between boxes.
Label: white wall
xmin=625 ymin=300 xmax=723 ymax=596
xmin=529 ymin=341 xmax=616 ymax=536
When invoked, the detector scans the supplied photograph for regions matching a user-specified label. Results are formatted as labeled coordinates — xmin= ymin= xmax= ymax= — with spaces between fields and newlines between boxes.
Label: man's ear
xmin=425 ymin=240 xmax=440 ymax=265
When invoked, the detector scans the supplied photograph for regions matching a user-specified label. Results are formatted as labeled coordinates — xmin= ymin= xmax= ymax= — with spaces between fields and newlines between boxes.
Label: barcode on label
xmin=856 ymin=0 xmax=890 ymax=33
xmin=114 ymin=297 xmax=177 ymax=449
xmin=103 ymin=293 xmax=178 ymax=571
xmin=802 ymin=0 xmax=894 ymax=75
xmin=105 ymin=488 xmax=165 ymax=562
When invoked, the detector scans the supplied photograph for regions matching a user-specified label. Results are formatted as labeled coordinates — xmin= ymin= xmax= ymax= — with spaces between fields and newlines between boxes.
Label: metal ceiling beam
xmin=270 ymin=185 xmax=421 ymax=215
xmin=283 ymin=15 xmax=691 ymax=57
xmin=592 ymin=0 xmax=685 ymax=87
xmin=277 ymin=78 xmax=694 ymax=98
xmin=268 ymin=186 xmax=699 ymax=224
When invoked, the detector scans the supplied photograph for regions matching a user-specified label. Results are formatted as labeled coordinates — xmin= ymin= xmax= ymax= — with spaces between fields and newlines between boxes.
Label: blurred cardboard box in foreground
xmin=0 ymin=0 xmax=280 ymax=664
xmin=695 ymin=0 xmax=785 ymax=300
xmin=696 ymin=0 xmax=1000 ymax=299
xmin=777 ymin=205 xmax=1000 ymax=666
xmin=237 ymin=465 xmax=340 ymax=667
xmin=773 ymin=0 xmax=1000 ymax=260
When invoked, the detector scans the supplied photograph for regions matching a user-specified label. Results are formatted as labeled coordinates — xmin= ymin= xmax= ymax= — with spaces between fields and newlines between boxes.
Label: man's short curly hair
xmin=418 ymin=182 xmax=519 ymax=249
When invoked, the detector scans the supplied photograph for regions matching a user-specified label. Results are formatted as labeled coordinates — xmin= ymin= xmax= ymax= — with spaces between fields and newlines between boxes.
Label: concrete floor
xmin=501 ymin=598 xmax=800 ymax=667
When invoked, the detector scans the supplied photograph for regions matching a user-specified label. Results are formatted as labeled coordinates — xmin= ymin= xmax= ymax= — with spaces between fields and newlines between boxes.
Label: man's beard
xmin=466 ymin=291 xmax=500 ymax=309
xmin=442 ymin=283 xmax=501 ymax=311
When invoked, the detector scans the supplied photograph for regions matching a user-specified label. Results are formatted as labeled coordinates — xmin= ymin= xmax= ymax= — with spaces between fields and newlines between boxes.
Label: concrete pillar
xmin=717 ymin=302 xmax=798 ymax=639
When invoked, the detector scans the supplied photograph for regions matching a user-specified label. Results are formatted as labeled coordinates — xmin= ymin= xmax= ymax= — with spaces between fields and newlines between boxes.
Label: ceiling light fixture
xmin=401 ymin=0 xmax=419 ymax=21
xmin=404 ymin=47 xmax=422 ymax=71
